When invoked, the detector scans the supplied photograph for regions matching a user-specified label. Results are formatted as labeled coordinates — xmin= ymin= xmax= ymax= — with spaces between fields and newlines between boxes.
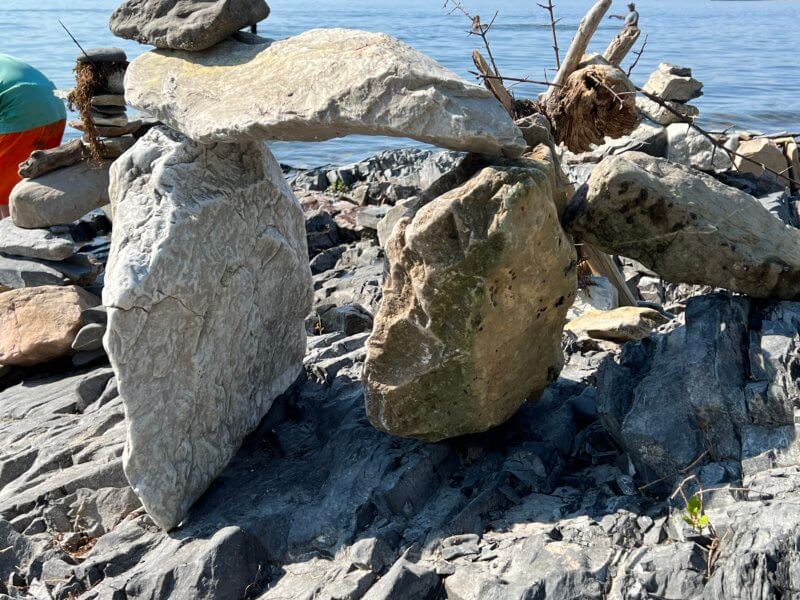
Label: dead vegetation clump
xmin=67 ymin=61 xmax=126 ymax=165
xmin=546 ymin=64 xmax=639 ymax=153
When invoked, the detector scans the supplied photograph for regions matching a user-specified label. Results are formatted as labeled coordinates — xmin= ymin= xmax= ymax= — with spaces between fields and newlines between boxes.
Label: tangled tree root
xmin=68 ymin=61 xmax=127 ymax=165
xmin=545 ymin=64 xmax=639 ymax=153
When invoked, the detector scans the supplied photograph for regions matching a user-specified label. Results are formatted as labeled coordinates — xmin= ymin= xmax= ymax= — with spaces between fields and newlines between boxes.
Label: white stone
xmin=636 ymin=95 xmax=699 ymax=126
xmin=125 ymin=29 xmax=525 ymax=157
xmin=666 ymin=124 xmax=731 ymax=171
xmin=104 ymin=127 xmax=312 ymax=529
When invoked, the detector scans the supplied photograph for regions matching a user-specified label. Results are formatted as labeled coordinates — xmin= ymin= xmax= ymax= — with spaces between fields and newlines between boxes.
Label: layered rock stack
xmin=10 ymin=49 xmax=138 ymax=230
xmin=100 ymin=0 xmax=530 ymax=529
xmin=0 ymin=50 xmax=136 ymax=373
xmin=637 ymin=63 xmax=702 ymax=126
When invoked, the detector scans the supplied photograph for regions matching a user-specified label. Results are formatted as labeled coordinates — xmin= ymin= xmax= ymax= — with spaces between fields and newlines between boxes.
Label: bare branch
xmin=636 ymin=87 xmax=800 ymax=188
xmin=626 ymin=33 xmax=648 ymax=77
xmin=537 ymin=0 xmax=561 ymax=70
xmin=470 ymin=71 xmax=560 ymax=88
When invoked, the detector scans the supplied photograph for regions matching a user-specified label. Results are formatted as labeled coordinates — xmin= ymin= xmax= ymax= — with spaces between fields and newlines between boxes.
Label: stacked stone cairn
xmin=0 ymin=50 xmax=145 ymax=374
xmin=3 ymin=1 xmax=800 ymax=596
xmin=2 ymin=0 xmax=793 ymax=536
xmin=14 ymin=0 xmax=780 ymax=529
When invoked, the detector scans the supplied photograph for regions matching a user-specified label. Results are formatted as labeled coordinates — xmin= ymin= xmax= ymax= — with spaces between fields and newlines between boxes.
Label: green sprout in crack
xmin=682 ymin=494 xmax=710 ymax=533
xmin=325 ymin=180 xmax=350 ymax=195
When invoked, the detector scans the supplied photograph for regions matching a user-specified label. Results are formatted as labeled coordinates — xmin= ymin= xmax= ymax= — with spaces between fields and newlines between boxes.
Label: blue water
xmin=2 ymin=0 xmax=799 ymax=167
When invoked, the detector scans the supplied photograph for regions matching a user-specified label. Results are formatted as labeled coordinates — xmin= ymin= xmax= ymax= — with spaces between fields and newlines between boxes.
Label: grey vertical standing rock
xmin=103 ymin=127 xmax=312 ymax=529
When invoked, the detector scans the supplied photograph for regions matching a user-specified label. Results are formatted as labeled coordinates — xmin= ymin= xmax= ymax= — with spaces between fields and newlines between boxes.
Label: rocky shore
xmin=1 ymin=0 xmax=800 ymax=598
xmin=1 ymin=132 xmax=799 ymax=598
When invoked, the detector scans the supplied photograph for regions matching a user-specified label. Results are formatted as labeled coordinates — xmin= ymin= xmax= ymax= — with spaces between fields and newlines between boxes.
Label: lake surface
xmin=2 ymin=0 xmax=799 ymax=167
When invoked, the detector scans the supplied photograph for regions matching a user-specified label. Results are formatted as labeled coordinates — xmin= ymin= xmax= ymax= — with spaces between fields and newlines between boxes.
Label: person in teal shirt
xmin=0 ymin=54 xmax=67 ymax=218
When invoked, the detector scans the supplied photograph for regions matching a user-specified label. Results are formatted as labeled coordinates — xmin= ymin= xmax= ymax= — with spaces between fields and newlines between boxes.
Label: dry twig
xmin=537 ymin=0 xmax=562 ymax=70
xmin=626 ymin=33 xmax=648 ymax=76
xmin=443 ymin=1 xmax=504 ymax=82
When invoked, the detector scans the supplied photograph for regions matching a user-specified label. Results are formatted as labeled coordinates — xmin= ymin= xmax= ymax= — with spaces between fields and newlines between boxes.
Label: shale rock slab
xmin=0 ymin=218 xmax=73 ymax=261
xmin=0 ymin=285 xmax=99 ymax=366
xmin=110 ymin=0 xmax=270 ymax=51
xmin=104 ymin=127 xmax=312 ymax=529
xmin=10 ymin=161 xmax=112 ymax=229
xmin=566 ymin=152 xmax=800 ymax=300
xmin=597 ymin=294 xmax=800 ymax=483
xmin=364 ymin=156 xmax=577 ymax=441
xmin=125 ymin=29 xmax=526 ymax=156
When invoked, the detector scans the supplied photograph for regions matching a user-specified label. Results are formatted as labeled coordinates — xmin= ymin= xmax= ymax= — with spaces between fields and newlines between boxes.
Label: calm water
xmin=2 ymin=0 xmax=799 ymax=167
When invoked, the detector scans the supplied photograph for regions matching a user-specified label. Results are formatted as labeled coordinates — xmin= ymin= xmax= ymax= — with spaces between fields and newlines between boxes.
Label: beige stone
xmin=364 ymin=156 xmax=577 ymax=441
xmin=10 ymin=161 xmax=111 ymax=228
xmin=566 ymin=307 xmax=668 ymax=343
xmin=125 ymin=29 xmax=525 ymax=157
xmin=783 ymin=140 xmax=800 ymax=192
xmin=566 ymin=152 xmax=800 ymax=300
xmin=734 ymin=138 xmax=790 ymax=185
xmin=0 ymin=285 xmax=99 ymax=366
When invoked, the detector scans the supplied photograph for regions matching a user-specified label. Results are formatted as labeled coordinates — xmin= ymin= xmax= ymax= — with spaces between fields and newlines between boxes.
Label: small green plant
xmin=325 ymin=180 xmax=350 ymax=195
xmin=682 ymin=494 xmax=710 ymax=533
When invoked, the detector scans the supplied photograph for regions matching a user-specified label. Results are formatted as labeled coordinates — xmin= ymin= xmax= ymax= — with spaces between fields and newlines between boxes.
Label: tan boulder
xmin=364 ymin=155 xmax=577 ymax=441
xmin=734 ymin=138 xmax=790 ymax=185
xmin=0 ymin=285 xmax=99 ymax=366
xmin=566 ymin=307 xmax=668 ymax=343
xmin=566 ymin=152 xmax=800 ymax=300
xmin=783 ymin=140 xmax=800 ymax=192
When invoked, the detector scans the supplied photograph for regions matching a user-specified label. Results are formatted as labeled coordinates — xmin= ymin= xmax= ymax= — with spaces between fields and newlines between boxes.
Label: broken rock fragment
xmin=566 ymin=152 xmax=800 ymax=300
xmin=364 ymin=155 xmax=577 ymax=441
xmin=104 ymin=127 xmax=312 ymax=529
xmin=125 ymin=29 xmax=525 ymax=156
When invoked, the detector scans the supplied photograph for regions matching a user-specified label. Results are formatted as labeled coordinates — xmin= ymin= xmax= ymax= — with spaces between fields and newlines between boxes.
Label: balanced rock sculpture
xmin=566 ymin=152 xmax=800 ymax=300
xmin=364 ymin=148 xmax=578 ymax=441
xmin=124 ymin=29 xmax=526 ymax=156
xmin=104 ymin=127 xmax=312 ymax=529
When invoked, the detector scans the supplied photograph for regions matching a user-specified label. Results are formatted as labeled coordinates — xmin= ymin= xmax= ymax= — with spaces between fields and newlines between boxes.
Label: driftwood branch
xmin=537 ymin=0 xmax=562 ymax=70
xmin=18 ymin=138 xmax=84 ymax=179
xmin=472 ymin=50 xmax=515 ymax=117
xmin=579 ymin=243 xmax=638 ymax=306
xmin=626 ymin=33 xmax=648 ymax=76
xmin=603 ymin=25 xmax=641 ymax=67
xmin=636 ymin=87 xmax=800 ymax=188
xmin=548 ymin=0 xmax=612 ymax=96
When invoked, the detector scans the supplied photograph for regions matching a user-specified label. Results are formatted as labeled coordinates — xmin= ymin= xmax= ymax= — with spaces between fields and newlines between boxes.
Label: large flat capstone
xmin=125 ymin=29 xmax=526 ymax=157
xmin=103 ymin=127 xmax=313 ymax=529
xmin=364 ymin=149 xmax=577 ymax=441
xmin=566 ymin=152 xmax=800 ymax=300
